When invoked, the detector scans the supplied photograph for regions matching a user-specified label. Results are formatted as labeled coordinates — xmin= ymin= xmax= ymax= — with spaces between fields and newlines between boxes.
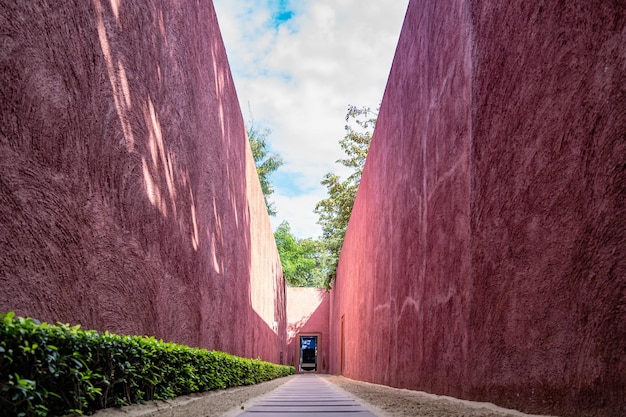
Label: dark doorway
xmin=299 ymin=335 xmax=318 ymax=372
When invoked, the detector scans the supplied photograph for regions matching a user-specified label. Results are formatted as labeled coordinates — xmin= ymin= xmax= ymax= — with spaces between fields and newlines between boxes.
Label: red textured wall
xmin=286 ymin=287 xmax=330 ymax=373
xmin=469 ymin=2 xmax=625 ymax=414
xmin=0 ymin=1 xmax=286 ymax=362
xmin=330 ymin=0 xmax=472 ymax=394
xmin=330 ymin=1 xmax=625 ymax=416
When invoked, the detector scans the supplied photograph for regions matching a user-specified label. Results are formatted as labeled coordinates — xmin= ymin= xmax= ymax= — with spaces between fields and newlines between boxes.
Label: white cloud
xmin=270 ymin=191 xmax=324 ymax=239
xmin=213 ymin=0 xmax=409 ymax=238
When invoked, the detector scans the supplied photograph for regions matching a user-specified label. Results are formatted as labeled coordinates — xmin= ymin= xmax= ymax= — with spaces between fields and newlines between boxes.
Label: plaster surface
xmin=330 ymin=1 xmax=625 ymax=416
xmin=468 ymin=1 xmax=625 ymax=414
xmin=0 ymin=1 xmax=285 ymax=362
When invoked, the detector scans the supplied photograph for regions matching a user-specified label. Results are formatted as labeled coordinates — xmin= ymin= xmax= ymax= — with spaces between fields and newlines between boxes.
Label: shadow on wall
xmin=0 ymin=1 xmax=286 ymax=362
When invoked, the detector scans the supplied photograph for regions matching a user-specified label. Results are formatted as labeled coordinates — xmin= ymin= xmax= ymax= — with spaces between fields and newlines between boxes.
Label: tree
xmin=314 ymin=105 xmax=377 ymax=288
xmin=247 ymin=122 xmax=283 ymax=216
xmin=274 ymin=221 xmax=327 ymax=288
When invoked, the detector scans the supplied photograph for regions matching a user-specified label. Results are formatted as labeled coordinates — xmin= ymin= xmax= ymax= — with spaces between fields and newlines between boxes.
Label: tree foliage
xmin=247 ymin=123 xmax=283 ymax=216
xmin=274 ymin=221 xmax=328 ymax=288
xmin=314 ymin=105 xmax=377 ymax=288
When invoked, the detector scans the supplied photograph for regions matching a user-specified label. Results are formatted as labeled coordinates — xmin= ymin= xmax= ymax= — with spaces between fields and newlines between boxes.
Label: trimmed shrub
xmin=0 ymin=312 xmax=293 ymax=416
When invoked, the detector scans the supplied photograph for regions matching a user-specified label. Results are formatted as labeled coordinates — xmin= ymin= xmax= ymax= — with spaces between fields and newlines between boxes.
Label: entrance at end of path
xmin=297 ymin=333 xmax=321 ymax=373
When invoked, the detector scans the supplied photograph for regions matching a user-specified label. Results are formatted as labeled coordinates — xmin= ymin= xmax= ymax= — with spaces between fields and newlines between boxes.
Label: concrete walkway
xmin=236 ymin=374 xmax=378 ymax=416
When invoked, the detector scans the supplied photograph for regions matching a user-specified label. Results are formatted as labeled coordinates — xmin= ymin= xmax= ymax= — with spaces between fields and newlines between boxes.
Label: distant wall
xmin=330 ymin=1 xmax=625 ymax=416
xmin=286 ymin=287 xmax=330 ymax=372
xmin=0 ymin=1 xmax=286 ymax=362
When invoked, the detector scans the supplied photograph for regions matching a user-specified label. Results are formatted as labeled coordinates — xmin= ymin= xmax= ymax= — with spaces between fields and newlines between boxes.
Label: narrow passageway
xmin=236 ymin=374 xmax=378 ymax=416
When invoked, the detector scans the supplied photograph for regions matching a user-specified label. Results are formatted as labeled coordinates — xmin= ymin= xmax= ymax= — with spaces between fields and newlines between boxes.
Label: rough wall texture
xmin=469 ymin=2 xmax=625 ymax=414
xmin=286 ymin=287 xmax=330 ymax=372
xmin=330 ymin=0 xmax=472 ymax=395
xmin=330 ymin=1 xmax=625 ymax=416
xmin=0 ymin=1 xmax=286 ymax=362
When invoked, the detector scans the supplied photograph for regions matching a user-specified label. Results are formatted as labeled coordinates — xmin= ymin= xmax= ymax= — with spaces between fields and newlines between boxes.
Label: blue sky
xmin=273 ymin=0 xmax=294 ymax=26
xmin=212 ymin=0 xmax=409 ymax=239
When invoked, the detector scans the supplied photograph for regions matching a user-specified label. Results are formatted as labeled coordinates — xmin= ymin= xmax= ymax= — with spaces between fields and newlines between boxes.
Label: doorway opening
xmin=297 ymin=333 xmax=320 ymax=373
xmin=341 ymin=315 xmax=345 ymax=373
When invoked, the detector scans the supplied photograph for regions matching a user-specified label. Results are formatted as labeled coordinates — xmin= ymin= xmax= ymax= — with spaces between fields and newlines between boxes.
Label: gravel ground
xmin=325 ymin=376 xmax=555 ymax=417
xmin=91 ymin=374 xmax=556 ymax=417
xmin=91 ymin=376 xmax=296 ymax=417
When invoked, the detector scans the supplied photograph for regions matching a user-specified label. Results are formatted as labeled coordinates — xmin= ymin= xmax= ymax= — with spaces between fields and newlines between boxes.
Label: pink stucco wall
xmin=0 ymin=1 xmax=286 ymax=363
xmin=330 ymin=1 xmax=625 ymax=416
xmin=286 ymin=287 xmax=330 ymax=373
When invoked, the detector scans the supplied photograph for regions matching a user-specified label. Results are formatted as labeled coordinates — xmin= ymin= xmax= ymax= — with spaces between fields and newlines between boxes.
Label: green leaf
xmin=1 ymin=312 xmax=294 ymax=415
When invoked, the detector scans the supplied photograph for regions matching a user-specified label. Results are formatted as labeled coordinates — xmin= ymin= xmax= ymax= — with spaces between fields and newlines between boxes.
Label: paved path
xmin=236 ymin=374 xmax=378 ymax=416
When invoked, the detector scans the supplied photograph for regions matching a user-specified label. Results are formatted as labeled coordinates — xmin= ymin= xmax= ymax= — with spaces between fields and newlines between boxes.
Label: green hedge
xmin=0 ymin=312 xmax=294 ymax=416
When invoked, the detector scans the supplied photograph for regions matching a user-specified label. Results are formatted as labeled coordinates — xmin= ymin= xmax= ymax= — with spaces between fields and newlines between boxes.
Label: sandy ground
xmin=91 ymin=375 xmax=556 ymax=417
xmin=90 ymin=376 xmax=296 ymax=417
xmin=325 ymin=376 xmax=555 ymax=417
